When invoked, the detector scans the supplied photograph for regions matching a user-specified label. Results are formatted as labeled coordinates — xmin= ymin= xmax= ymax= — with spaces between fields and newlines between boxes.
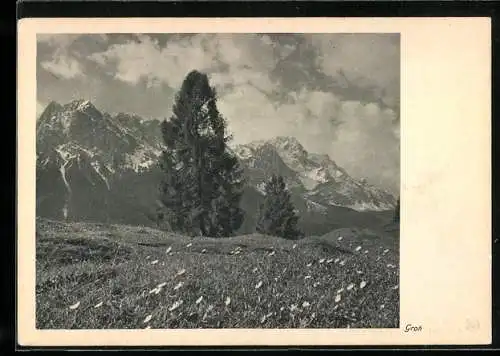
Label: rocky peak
xmin=38 ymin=100 xmax=62 ymax=123
xmin=62 ymin=99 xmax=102 ymax=119
xmin=269 ymin=136 xmax=308 ymax=158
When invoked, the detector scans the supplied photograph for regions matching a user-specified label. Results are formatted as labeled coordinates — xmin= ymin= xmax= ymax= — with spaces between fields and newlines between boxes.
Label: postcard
xmin=17 ymin=17 xmax=491 ymax=346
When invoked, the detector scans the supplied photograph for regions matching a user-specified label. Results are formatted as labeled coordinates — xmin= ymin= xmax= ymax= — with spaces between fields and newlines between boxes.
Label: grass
xmin=36 ymin=217 xmax=399 ymax=329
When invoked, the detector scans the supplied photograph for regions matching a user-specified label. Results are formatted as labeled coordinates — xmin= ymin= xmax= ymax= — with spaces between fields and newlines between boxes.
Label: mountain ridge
xmin=36 ymin=99 xmax=397 ymax=235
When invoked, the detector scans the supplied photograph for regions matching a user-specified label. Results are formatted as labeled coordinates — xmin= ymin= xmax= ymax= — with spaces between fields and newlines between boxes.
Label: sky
xmin=37 ymin=33 xmax=400 ymax=195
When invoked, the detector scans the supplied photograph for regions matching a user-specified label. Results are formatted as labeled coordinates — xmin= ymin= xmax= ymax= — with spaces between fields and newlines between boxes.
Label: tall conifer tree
xmin=158 ymin=70 xmax=245 ymax=237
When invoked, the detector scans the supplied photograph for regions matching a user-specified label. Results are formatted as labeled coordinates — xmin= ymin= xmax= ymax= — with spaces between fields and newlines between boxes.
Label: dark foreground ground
xmin=36 ymin=218 xmax=399 ymax=329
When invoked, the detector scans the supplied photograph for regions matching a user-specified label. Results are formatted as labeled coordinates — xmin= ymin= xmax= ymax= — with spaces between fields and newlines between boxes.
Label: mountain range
xmin=36 ymin=99 xmax=398 ymax=236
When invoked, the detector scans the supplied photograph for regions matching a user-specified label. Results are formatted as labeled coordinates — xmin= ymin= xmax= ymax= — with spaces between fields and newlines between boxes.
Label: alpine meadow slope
xmin=36 ymin=217 xmax=399 ymax=329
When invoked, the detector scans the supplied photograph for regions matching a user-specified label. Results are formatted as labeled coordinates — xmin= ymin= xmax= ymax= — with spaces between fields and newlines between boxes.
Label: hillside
xmin=36 ymin=218 xmax=399 ymax=329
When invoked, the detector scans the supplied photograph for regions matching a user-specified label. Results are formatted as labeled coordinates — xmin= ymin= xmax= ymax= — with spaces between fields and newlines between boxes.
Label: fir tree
xmin=393 ymin=197 xmax=400 ymax=223
xmin=158 ymin=70 xmax=245 ymax=237
xmin=256 ymin=174 xmax=302 ymax=239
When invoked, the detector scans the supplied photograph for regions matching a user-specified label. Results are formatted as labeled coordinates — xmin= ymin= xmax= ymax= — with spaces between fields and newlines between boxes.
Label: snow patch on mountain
xmin=77 ymin=100 xmax=92 ymax=111
xmin=124 ymin=145 xmax=162 ymax=172
xmin=91 ymin=161 xmax=111 ymax=190
xmin=232 ymin=145 xmax=253 ymax=160
xmin=55 ymin=146 xmax=73 ymax=219
xmin=256 ymin=182 xmax=267 ymax=195
xmin=305 ymin=199 xmax=328 ymax=214
xmin=299 ymin=167 xmax=330 ymax=190
xmin=349 ymin=201 xmax=394 ymax=212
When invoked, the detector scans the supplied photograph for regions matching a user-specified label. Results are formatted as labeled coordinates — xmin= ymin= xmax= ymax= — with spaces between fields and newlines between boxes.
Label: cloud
xmin=89 ymin=34 xmax=219 ymax=89
xmin=38 ymin=34 xmax=87 ymax=79
xmin=329 ymin=101 xmax=399 ymax=193
xmin=40 ymin=50 xmax=84 ymax=79
xmin=37 ymin=34 xmax=82 ymax=48
xmin=36 ymin=100 xmax=46 ymax=118
xmin=309 ymin=34 xmax=400 ymax=109
xmin=38 ymin=34 xmax=109 ymax=49
xmin=88 ymin=34 xmax=286 ymax=94
xmin=219 ymin=85 xmax=340 ymax=151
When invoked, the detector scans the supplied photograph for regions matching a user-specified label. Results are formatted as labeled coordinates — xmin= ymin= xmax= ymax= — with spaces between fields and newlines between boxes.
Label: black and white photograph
xmin=34 ymin=32 xmax=400 ymax=329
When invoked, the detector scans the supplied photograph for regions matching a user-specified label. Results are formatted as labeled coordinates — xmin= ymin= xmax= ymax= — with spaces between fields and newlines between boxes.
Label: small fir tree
xmin=393 ymin=197 xmax=400 ymax=223
xmin=256 ymin=174 xmax=302 ymax=239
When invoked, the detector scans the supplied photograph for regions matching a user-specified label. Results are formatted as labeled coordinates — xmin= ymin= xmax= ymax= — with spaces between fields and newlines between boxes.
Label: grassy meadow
xmin=36 ymin=217 xmax=399 ymax=329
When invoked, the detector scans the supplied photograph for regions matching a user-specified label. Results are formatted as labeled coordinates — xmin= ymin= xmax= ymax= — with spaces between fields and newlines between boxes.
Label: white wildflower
xmin=146 ymin=255 xmax=150 ymax=259
xmin=339 ymin=260 xmax=346 ymax=266
xmin=186 ymin=242 xmax=192 ymax=248
xmin=225 ymin=296 xmax=231 ymax=306
xmin=195 ymin=296 xmax=204 ymax=304
xmin=252 ymin=267 xmax=258 ymax=273
xmin=334 ymin=258 xmax=340 ymax=263
xmin=338 ymin=236 xmax=343 ymax=241
xmin=151 ymin=260 xmax=158 ymax=265
xmin=169 ymin=300 xmax=183 ymax=312
xmin=335 ymin=294 xmax=341 ymax=303
xmin=383 ymin=249 xmax=389 ymax=254
xmin=302 ymin=301 xmax=310 ymax=308
xmin=392 ymin=285 xmax=399 ymax=290
xmin=157 ymin=282 xmax=167 ymax=288
xmin=149 ymin=287 xmax=161 ymax=294
xmin=176 ymin=268 xmax=186 ymax=276
xmin=360 ymin=281 xmax=367 ymax=289
xmin=364 ymin=250 xmax=369 ymax=254
xmin=304 ymin=275 xmax=312 ymax=280
xmin=280 ymin=306 xmax=285 ymax=311
xmin=355 ymin=246 xmax=362 ymax=252
xmin=261 ymin=312 xmax=273 ymax=324
xmin=143 ymin=314 xmax=152 ymax=323
xmin=255 ymin=281 xmax=263 ymax=289
xmin=173 ymin=282 xmax=183 ymax=291
xmin=69 ymin=301 xmax=80 ymax=310
xmin=94 ymin=301 xmax=103 ymax=308
xmin=380 ymin=304 xmax=385 ymax=309
xmin=166 ymin=247 xmax=172 ymax=254
xmin=289 ymin=304 xmax=298 ymax=312
xmin=319 ymin=258 xmax=325 ymax=264
xmin=268 ymin=251 xmax=275 ymax=256
xmin=201 ymin=249 xmax=206 ymax=253
xmin=307 ymin=262 xmax=313 ymax=267
xmin=326 ymin=258 xmax=333 ymax=264
xmin=347 ymin=283 xmax=354 ymax=291
xmin=337 ymin=288 xmax=344 ymax=294
xmin=292 ymin=244 xmax=297 ymax=249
